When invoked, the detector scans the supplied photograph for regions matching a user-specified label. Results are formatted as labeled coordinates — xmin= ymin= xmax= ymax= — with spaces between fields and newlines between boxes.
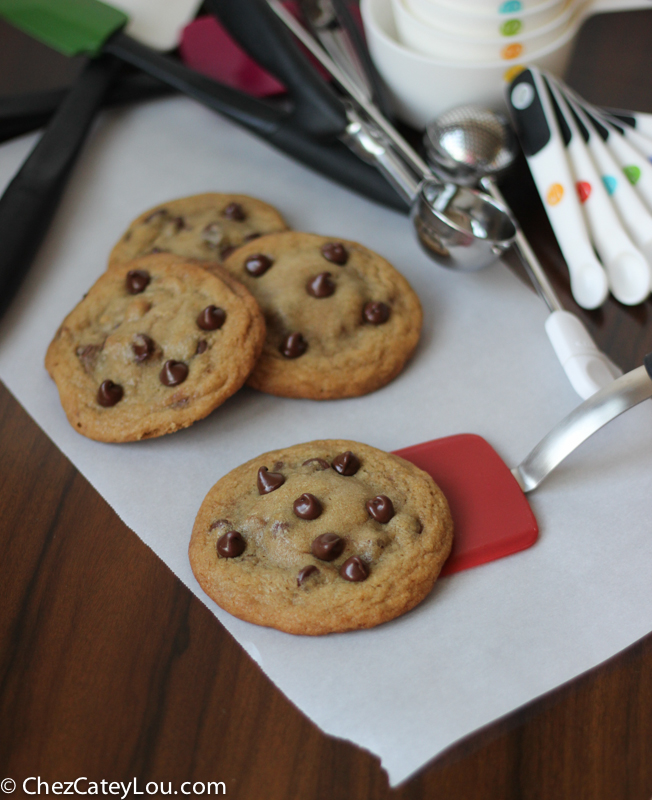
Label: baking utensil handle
xmin=0 ymin=74 xmax=174 ymax=144
xmin=511 ymin=354 xmax=652 ymax=493
xmin=103 ymin=31 xmax=284 ymax=135
xmin=206 ymin=0 xmax=348 ymax=137
xmin=0 ymin=55 xmax=121 ymax=316
xmin=481 ymin=177 xmax=622 ymax=398
xmin=268 ymin=123 xmax=408 ymax=211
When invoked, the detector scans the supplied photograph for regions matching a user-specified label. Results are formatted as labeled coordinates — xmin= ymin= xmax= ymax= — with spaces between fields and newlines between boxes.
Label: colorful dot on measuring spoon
xmin=546 ymin=183 xmax=564 ymax=206
xmin=499 ymin=0 xmax=521 ymax=11
xmin=576 ymin=181 xmax=591 ymax=203
xmin=623 ymin=165 xmax=641 ymax=185
xmin=504 ymin=64 xmax=526 ymax=83
xmin=500 ymin=19 xmax=522 ymax=36
xmin=602 ymin=175 xmax=617 ymax=195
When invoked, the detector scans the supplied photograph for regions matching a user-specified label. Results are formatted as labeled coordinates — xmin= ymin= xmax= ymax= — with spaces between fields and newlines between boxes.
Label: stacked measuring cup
xmin=390 ymin=0 xmax=584 ymax=62
xmin=508 ymin=67 xmax=652 ymax=308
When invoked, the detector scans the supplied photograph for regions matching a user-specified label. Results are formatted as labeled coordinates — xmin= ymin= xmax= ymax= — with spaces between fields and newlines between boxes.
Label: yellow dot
xmin=546 ymin=183 xmax=564 ymax=206
xmin=503 ymin=64 xmax=526 ymax=83
xmin=501 ymin=42 xmax=523 ymax=60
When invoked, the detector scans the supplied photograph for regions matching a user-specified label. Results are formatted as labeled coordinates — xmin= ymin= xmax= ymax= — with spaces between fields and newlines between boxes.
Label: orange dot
xmin=503 ymin=64 xmax=526 ymax=83
xmin=501 ymin=43 xmax=523 ymax=60
xmin=546 ymin=183 xmax=564 ymax=206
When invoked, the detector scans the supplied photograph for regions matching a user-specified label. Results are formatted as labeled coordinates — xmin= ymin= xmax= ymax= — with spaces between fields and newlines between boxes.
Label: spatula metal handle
xmin=512 ymin=354 xmax=652 ymax=493
xmin=0 ymin=55 xmax=121 ymax=316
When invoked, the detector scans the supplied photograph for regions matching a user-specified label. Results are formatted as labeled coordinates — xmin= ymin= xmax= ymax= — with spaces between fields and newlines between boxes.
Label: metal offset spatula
xmin=396 ymin=355 xmax=652 ymax=576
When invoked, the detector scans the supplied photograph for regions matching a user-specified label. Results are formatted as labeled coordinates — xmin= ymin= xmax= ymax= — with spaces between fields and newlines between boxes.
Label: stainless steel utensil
xmin=423 ymin=104 xmax=622 ymax=399
xmin=512 ymin=353 xmax=652 ymax=492
xmin=268 ymin=0 xmax=516 ymax=271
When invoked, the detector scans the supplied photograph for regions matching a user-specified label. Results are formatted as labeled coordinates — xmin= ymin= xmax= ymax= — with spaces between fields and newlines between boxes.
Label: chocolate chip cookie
xmin=189 ymin=440 xmax=453 ymax=635
xmin=220 ymin=232 xmax=423 ymax=399
xmin=45 ymin=253 xmax=266 ymax=442
xmin=109 ymin=193 xmax=289 ymax=265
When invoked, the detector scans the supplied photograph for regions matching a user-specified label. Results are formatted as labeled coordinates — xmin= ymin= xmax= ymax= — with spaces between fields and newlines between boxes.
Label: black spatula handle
xmin=206 ymin=0 xmax=348 ymax=137
xmin=0 ymin=55 xmax=121 ymax=316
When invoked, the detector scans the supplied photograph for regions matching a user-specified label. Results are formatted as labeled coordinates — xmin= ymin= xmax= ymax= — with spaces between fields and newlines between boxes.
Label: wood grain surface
xmin=1 ymin=9 xmax=652 ymax=798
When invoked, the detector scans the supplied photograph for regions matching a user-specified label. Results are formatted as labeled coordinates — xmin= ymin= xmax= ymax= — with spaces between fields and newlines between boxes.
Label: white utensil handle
xmin=600 ymin=122 xmax=652 ymax=212
xmin=619 ymin=124 xmax=652 ymax=160
xmin=526 ymin=144 xmax=609 ymax=310
xmin=567 ymin=97 xmax=652 ymax=264
xmin=545 ymin=310 xmax=622 ymax=399
xmin=565 ymin=137 xmax=650 ymax=304
xmin=545 ymin=79 xmax=652 ymax=305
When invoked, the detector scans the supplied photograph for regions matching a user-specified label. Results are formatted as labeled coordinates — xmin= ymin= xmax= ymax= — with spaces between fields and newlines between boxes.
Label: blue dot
xmin=602 ymin=175 xmax=617 ymax=195
xmin=499 ymin=1 xmax=522 ymax=12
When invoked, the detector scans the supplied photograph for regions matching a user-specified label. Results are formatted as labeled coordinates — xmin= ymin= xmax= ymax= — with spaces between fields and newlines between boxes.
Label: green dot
xmin=623 ymin=165 xmax=641 ymax=185
xmin=500 ymin=19 xmax=522 ymax=36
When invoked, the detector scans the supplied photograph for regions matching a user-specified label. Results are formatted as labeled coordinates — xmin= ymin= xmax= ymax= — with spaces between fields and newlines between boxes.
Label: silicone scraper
xmin=395 ymin=355 xmax=652 ymax=576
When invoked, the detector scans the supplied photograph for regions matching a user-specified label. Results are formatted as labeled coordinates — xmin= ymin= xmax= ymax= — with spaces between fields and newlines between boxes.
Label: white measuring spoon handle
xmin=564 ymin=92 xmax=652 ymax=266
xmin=592 ymin=115 xmax=652 ymax=212
xmin=486 ymin=179 xmax=619 ymax=398
xmin=507 ymin=69 xmax=608 ymax=310
xmin=512 ymin=355 xmax=652 ymax=493
xmin=606 ymin=108 xmax=652 ymax=141
xmin=547 ymin=80 xmax=651 ymax=305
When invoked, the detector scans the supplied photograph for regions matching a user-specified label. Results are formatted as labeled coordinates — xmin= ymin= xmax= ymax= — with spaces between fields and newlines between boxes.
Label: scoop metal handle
xmin=512 ymin=354 xmax=652 ymax=493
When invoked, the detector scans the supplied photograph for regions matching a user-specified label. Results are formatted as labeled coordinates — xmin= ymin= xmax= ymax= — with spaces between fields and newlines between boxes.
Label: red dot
xmin=576 ymin=181 xmax=591 ymax=203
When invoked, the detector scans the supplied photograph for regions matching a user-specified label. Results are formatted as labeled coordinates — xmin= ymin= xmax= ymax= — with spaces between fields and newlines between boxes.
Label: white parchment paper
xmin=0 ymin=98 xmax=651 ymax=786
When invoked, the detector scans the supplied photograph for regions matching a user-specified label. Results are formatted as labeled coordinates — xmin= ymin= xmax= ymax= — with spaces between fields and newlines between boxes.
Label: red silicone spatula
xmin=393 ymin=355 xmax=652 ymax=576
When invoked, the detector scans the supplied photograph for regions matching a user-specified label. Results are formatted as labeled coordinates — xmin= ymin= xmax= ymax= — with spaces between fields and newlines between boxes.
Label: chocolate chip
xmin=196 ymin=340 xmax=208 ymax=355
xmin=245 ymin=232 xmax=261 ymax=242
xmin=171 ymin=215 xmax=186 ymax=231
xmin=222 ymin=202 xmax=246 ymax=221
xmin=280 ymin=332 xmax=307 ymax=359
xmin=126 ymin=269 xmax=150 ymax=294
xmin=366 ymin=495 xmax=394 ymax=523
xmin=302 ymin=458 xmax=330 ymax=471
xmin=209 ymin=518 xmax=231 ymax=530
xmin=245 ymin=253 xmax=273 ymax=277
xmin=363 ymin=301 xmax=390 ymax=325
xmin=76 ymin=343 xmax=101 ymax=374
xmin=217 ymin=530 xmax=246 ymax=558
xmin=201 ymin=222 xmax=224 ymax=248
xmin=220 ymin=245 xmax=237 ymax=260
xmin=160 ymin=360 xmax=188 ymax=386
xmin=297 ymin=565 xmax=319 ymax=586
xmin=257 ymin=466 xmax=285 ymax=494
xmin=332 ymin=451 xmax=360 ymax=476
xmin=306 ymin=272 xmax=335 ymax=298
xmin=340 ymin=556 xmax=369 ymax=582
xmin=197 ymin=305 xmax=226 ymax=331
xmin=293 ymin=493 xmax=322 ymax=520
xmin=149 ymin=247 xmax=165 ymax=254
xmin=311 ymin=533 xmax=344 ymax=562
xmin=321 ymin=242 xmax=348 ymax=265
xmin=132 ymin=333 xmax=155 ymax=363
xmin=97 ymin=380 xmax=123 ymax=407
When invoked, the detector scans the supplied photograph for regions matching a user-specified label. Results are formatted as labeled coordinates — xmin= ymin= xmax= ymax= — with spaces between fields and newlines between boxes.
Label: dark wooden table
xmin=1 ymin=10 xmax=652 ymax=799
